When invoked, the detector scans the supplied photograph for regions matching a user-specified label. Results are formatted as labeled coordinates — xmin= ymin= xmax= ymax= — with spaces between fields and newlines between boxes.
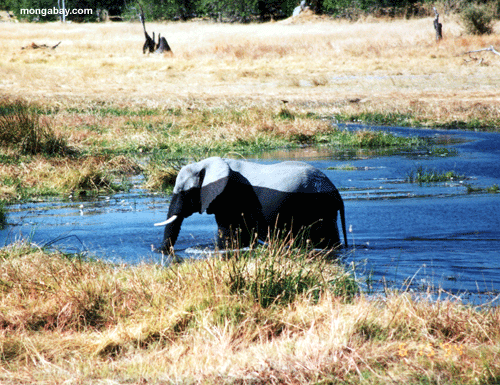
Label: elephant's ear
xmin=200 ymin=157 xmax=231 ymax=213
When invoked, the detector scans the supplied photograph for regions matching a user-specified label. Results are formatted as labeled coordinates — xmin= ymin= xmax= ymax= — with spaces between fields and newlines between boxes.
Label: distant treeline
xmin=1 ymin=0 xmax=499 ymax=22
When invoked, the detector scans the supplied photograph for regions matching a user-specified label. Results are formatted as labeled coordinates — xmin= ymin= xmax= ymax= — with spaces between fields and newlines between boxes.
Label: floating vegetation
xmin=465 ymin=183 xmax=500 ymax=194
xmin=406 ymin=166 xmax=465 ymax=184
xmin=327 ymin=164 xmax=358 ymax=171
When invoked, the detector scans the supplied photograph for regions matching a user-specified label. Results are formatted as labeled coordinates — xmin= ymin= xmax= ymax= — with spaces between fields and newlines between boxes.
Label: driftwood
xmin=138 ymin=4 xmax=172 ymax=54
xmin=463 ymin=46 xmax=500 ymax=64
xmin=465 ymin=45 xmax=500 ymax=56
xmin=433 ymin=7 xmax=443 ymax=41
xmin=22 ymin=41 xmax=61 ymax=50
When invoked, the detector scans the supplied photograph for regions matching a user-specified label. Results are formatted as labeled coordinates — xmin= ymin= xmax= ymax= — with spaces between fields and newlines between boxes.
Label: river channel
xmin=2 ymin=125 xmax=500 ymax=305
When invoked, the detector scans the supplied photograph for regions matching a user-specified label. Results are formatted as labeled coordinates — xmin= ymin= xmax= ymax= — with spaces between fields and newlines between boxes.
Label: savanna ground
xmin=1 ymin=13 xmax=500 ymax=384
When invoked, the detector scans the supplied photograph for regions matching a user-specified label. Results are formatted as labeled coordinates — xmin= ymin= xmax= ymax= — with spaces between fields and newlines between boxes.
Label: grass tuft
xmin=0 ymin=98 xmax=70 ymax=156
xmin=406 ymin=166 xmax=465 ymax=184
xmin=225 ymin=233 xmax=357 ymax=308
xmin=465 ymin=183 xmax=500 ymax=194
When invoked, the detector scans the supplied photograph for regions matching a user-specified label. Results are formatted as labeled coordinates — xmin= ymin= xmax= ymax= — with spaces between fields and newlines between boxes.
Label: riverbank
xmin=1 ymin=242 xmax=499 ymax=384
xmin=0 ymin=98 xmax=430 ymax=203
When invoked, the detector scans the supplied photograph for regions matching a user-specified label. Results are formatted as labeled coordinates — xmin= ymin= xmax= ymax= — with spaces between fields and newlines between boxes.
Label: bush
xmin=0 ymin=99 xmax=69 ymax=156
xmin=460 ymin=3 xmax=495 ymax=35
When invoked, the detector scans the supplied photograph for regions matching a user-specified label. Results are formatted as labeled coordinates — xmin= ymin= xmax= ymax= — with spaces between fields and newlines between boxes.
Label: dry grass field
xmin=0 ymin=15 xmax=499 ymax=123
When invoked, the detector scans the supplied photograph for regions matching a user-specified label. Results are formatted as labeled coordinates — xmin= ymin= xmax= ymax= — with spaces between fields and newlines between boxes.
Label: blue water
xmin=2 ymin=125 xmax=500 ymax=304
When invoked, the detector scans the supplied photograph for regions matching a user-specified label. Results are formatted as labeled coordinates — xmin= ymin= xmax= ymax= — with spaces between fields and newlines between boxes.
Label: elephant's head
xmin=155 ymin=157 xmax=231 ymax=253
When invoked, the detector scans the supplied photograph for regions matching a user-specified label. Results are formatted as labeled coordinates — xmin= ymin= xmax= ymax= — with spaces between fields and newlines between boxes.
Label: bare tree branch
xmin=464 ymin=45 xmax=500 ymax=56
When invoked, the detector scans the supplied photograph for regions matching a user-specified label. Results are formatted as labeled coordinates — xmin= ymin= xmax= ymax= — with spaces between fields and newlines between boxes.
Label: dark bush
xmin=461 ymin=3 xmax=495 ymax=35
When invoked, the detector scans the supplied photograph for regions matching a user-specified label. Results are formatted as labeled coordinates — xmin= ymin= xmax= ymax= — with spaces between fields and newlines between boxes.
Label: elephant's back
xmin=226 ymin=159 xmax=336 ymax=194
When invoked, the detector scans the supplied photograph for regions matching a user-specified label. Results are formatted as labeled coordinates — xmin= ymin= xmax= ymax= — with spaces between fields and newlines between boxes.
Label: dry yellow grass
xmin=1 ymin=17 xmax=499 ymax=122
xmin=1 ymin=243 xmax=499 ymax=384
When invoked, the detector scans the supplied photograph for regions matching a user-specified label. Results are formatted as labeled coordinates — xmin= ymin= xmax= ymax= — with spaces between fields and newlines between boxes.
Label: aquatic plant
xmin=327 ymin=163 xmax=358 ymax=171
xmin=406 ymin=166 xmax=465 ymax=184
xmin=465 ymin=183 xmax=500 ymax=194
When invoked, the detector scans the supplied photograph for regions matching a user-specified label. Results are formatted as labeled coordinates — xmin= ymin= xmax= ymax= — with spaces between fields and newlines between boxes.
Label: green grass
xmin=336 ymin=111 xmax=416 ymax=127
xmin=317 ymin=129 xmax=426 ymax=149
xmin=327 ymin=164 xmax=358 ymax=171
xmin=465 ymin=183 xmax=500 ymax=194
xmin=335 ymin=110 xmax=500 ymax=131
xmin=406 ymin=166 xmax=465 ymax=184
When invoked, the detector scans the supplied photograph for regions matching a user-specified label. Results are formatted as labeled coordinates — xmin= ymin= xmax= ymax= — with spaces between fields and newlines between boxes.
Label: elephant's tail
xmin=340 ymin=200 xmax=348 ymax=248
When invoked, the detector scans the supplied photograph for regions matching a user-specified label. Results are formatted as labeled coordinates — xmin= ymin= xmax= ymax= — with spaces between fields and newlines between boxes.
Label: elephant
xmin=155 ymin=157 xmax=348 ymax=253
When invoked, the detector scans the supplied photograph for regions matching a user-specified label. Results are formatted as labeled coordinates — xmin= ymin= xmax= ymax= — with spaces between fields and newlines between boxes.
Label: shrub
xmin=460 ymin=3 xmax=495 ymax=35
xmin=0 ymin=99 xmax=69 ymax=156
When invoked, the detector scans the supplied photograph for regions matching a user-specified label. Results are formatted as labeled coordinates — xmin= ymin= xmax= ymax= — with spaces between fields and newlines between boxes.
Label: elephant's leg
xmin=310 ymin=219 xmax=341 ymax=249
xmin=216 ymin=224 xmax=253 ymax=249
xmin=215 ymin=211 xmax=258 ymax=250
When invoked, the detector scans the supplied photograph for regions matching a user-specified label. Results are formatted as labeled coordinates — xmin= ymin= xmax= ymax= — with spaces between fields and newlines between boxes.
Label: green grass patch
xmin=465 ymin=183 xmax=500 ymax=194
xmin=406 ymin=166 xmax=465 ymax=184
xmin=335 ymin=111 xmax=416 ymax=127
xmin=317 ymin=129 xmax=426 ymax=149
xmin=335 ymin=110 xmax=500 ymax=132
xmin=327 ymin=164 xmax=358 ymax=171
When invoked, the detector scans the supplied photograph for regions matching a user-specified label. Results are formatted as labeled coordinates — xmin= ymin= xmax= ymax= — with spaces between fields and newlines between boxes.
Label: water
xmin=2 ymin=125 xmax=500 ymax=304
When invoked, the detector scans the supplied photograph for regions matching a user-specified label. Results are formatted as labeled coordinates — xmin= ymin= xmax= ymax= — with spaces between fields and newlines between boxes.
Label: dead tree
xmin=139 ymin=4 xmax=155 ymax=54
xmin=433 ymin=7 xmax=443 ymax=41
xmin=138 ymin=4 xmax=172 ymax=55
xmin=156 ymin=34 xmax=172 ymax=53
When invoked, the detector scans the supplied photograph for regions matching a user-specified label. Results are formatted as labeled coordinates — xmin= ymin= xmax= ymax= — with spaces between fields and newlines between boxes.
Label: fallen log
xmin=22 ymin=41 xmax=61 ymax=50
xmin=464 ymin=45 xmax=500 ymax=56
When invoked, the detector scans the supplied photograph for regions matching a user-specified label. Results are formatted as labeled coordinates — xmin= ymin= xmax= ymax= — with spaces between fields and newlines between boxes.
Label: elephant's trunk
xmin=162 ymin=215 xmax=183 ymax=253
xmin=160 ymin=193 xmax=189 ymax=253
xmin=340 ymin=200 xmax=348 ymax=248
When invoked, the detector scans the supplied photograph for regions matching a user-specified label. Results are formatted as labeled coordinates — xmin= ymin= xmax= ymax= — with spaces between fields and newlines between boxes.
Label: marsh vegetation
xmin=1 ymin=15 xmax=500 ymax=384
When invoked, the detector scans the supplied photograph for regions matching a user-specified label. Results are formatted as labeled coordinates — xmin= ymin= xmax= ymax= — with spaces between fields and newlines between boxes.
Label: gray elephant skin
xmin=155 ymin=157 xmax=348 ymax=253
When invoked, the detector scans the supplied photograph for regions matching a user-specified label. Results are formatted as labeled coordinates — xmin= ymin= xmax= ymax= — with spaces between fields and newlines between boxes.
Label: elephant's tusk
xmin=154 ymin=215 xmax=178 ymax=227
